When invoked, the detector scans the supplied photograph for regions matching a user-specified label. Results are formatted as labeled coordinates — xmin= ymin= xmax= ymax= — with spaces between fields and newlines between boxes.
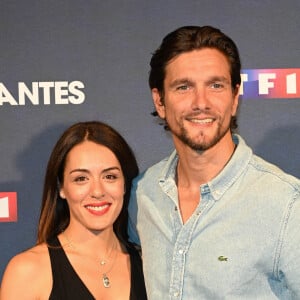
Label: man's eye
xmin=211 ymin=82 xmax=225 ymax=90
xmin=211 ymin=83 xmax=224 ymax=89
xmin=176 ymin=85 xmax=189 ymax=91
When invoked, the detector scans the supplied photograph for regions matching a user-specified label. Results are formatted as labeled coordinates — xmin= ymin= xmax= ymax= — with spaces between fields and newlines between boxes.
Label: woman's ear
xmin=59 ymin=189 xmax=66 ymax=199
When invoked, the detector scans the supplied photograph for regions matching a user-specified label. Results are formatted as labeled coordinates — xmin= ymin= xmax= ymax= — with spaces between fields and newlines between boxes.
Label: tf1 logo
xmin=0 ymin=192 xmax=18 ymax=222
xmin=240 ymin=68 xmax=300 ymax=99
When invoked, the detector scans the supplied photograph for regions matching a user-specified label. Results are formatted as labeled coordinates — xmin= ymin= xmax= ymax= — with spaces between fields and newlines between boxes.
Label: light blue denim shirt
xmin=128 ymin=134 xmax=300 ymax=300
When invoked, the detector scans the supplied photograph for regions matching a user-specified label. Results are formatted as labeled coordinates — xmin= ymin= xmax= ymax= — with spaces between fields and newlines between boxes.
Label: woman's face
xmin=60 ymin=140 xmax=125 ymax=233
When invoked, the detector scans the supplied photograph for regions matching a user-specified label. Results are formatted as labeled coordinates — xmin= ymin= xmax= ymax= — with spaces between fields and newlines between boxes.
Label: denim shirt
xmin=128 ymin=134 xmax=300 ymax=300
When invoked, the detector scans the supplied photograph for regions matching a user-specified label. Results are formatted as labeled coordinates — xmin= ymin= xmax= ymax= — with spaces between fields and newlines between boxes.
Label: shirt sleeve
xmin=128 ymin=177 xmax=141 ymax=245
xmin=279 ymin=192 xmax=300 ymax=297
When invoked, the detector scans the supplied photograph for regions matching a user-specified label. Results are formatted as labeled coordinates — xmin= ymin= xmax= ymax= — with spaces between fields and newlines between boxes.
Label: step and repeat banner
xmin=1 ymin=1 xmax=300 ymax=278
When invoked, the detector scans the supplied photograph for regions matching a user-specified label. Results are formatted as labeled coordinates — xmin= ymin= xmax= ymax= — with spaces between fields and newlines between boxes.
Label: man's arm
xmin=279 ymin=193 xmax=300 ymax=297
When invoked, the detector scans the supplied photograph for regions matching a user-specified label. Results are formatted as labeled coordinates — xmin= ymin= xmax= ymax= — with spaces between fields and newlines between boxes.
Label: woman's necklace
xmin=100 ymin=238 xmax=118 ymax=288
xmin=62 ymin=232 xmax=118 ymax=288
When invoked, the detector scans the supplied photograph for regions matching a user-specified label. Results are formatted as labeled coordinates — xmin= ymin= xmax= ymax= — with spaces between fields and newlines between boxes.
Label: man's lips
xmin=188 ymin=117 xmax=214 ymax=124
xmin=185 ymin=112 xmax=216 ymax=124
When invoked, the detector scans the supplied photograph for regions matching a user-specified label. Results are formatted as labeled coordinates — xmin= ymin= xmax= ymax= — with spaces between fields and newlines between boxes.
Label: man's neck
xmin=175 ymin=134 xmax=236 ymax=188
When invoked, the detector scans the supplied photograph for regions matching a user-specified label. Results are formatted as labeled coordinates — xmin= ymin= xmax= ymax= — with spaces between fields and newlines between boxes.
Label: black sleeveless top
xmin=48 ymin=237 xmax=147 ymax=300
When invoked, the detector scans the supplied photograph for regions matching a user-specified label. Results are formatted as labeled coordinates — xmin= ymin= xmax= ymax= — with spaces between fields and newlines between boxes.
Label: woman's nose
xmin=90 ymin=180 xmax=105 ymax=199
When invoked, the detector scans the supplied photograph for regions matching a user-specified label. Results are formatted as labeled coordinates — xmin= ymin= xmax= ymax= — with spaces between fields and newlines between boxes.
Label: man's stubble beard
xmin=170 ymin=117 xmax=230 ymax=153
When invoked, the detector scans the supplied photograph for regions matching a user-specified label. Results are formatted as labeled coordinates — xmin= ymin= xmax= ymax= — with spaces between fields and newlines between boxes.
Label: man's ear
xmin=231 ymin=84 xmax=240 ymax=116
xmin=152 ymin=88 xmax=166 ymax=119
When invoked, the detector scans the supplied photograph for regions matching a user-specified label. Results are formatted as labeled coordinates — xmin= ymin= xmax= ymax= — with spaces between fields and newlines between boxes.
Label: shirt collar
xmin=158 ymin=134 xmax=253 ymax=201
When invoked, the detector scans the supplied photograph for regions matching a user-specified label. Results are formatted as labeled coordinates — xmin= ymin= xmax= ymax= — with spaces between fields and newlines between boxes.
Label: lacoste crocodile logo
xmin=218 ymin=256 xmax=228 ymax=262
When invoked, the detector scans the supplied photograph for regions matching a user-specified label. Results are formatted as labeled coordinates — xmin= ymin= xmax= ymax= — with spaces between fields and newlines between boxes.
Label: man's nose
xmin=191 ymin=87 xmax=210 ymax=110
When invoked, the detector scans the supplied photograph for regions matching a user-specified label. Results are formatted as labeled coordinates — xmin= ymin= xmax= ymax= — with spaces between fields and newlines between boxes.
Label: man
xmin=128 ymin=26 xmax=300 ymax=299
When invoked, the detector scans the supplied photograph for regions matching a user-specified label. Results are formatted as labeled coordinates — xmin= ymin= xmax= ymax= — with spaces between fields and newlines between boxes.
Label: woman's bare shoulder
xmin=7 ymin=243 xmax=49 ymax=273
xmin=0 ymin=243 xmax=52 ymax=299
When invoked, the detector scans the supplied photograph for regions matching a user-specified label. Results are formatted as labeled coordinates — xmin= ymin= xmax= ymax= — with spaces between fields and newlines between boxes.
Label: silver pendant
xmin=102 ymin=274 xmax=110 ymax=288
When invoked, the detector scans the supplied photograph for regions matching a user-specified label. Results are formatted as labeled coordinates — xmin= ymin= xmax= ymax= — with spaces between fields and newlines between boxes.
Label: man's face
xmin=152 ymin=48 xmax=239 ymax=152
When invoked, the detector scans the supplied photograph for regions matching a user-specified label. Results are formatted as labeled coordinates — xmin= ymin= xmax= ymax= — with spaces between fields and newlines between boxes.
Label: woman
xmin=0 ymin=121 xmax=147 ymax=299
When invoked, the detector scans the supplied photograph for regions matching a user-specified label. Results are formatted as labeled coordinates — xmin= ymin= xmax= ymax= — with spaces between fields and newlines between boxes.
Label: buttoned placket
xmin=169 ymin=184 xmax=214 ymax=299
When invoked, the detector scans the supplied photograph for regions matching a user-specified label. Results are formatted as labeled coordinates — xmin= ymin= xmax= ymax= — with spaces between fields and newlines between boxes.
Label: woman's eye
xmin=74 ymin=176 xmax=87 ymax=182
xmin=105 ymin=174 xmax=117 ymax=180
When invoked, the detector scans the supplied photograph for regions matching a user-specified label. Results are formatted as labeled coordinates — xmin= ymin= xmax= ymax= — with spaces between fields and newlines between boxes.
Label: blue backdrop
xmin=1 ymin=0 xmax=300 ymax=279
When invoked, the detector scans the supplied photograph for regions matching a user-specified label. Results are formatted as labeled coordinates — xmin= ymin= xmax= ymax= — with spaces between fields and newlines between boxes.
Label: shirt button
xmin=179 ymin=249 xmax=184 ymax=254
xmin=174 ymin=291 xmax=179 ymax=297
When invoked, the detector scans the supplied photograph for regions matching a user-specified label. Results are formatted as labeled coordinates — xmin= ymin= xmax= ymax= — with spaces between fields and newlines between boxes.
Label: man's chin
xmin=185 ymin=134 xmax=223 ymax=152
